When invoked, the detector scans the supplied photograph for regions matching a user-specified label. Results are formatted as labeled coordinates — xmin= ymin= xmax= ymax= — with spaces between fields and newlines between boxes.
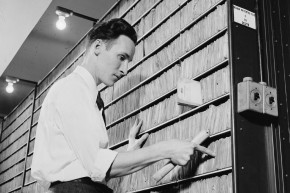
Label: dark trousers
xmin=48 ymin=178 xmax=113 ymax=193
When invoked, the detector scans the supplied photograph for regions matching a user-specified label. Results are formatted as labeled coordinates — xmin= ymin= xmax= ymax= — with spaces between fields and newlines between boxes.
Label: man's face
xmin=94 ymin=35 xmax=135 ymax=86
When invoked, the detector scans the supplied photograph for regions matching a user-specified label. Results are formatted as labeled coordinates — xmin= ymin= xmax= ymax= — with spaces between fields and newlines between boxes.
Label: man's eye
xmin=119 ymin=55 xmax=125 ymax=61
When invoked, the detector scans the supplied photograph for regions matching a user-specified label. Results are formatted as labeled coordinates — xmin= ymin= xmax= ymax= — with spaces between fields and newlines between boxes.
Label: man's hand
xmin=160 ymin=139 xmax=215 ymax=166
xmin=127 ymin=119 xmax=149 ymax=151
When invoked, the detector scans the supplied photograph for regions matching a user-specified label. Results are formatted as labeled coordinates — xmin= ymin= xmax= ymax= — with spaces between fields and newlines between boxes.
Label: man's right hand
xmin=160 ymin=139 xmax=215 ymax=166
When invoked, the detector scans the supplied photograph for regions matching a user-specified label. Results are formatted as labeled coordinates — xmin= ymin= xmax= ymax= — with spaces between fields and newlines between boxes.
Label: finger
xmin=163 ymin=159 xmax=171 ymax=165
xmin=137 ymin=119 xmax=143 ymax=128
xmin=134 ymin=118 xmax=139 ymax=126
xmin=134 ymin=120 xmax=143 ymax=135
xmin=129 ymin=119 xmax=140 ymax=139
xmin=136 ymin=133 xmax=149 ymax=146
xmin=194 ymin=145 xmax=216 ymax=157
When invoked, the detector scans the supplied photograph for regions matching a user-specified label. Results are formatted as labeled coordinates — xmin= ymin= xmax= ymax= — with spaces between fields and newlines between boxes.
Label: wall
xmin=0 ymin=0 xmax=233 ymax=192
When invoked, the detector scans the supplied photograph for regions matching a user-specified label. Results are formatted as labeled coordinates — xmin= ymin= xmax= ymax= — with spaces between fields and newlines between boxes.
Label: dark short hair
xmin=86 ymin=18 xmax=137 ymax=48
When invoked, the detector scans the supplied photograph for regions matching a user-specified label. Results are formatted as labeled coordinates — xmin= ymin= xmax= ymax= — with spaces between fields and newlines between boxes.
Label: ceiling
xmin=0 ymin=0 xmax=117 ymax=120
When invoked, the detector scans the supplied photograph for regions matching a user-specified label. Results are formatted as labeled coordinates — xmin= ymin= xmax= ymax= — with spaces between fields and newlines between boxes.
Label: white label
xmin=234 ymin=5 xmax=256 ymax=29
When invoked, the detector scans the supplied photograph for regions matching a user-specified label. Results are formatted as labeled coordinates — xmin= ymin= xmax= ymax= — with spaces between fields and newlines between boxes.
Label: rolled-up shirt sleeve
xmin=54 ymin=79 xmax=118 ymax=182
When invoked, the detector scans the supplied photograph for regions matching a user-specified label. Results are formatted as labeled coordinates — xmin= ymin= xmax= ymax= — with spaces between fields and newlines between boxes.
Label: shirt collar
xmin=74 ymin=66 xmax=98 ymax=102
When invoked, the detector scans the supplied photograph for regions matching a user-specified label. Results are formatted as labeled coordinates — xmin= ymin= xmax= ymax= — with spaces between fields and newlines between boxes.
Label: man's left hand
xmin=127 ymin=119 xmax=149 ymax=151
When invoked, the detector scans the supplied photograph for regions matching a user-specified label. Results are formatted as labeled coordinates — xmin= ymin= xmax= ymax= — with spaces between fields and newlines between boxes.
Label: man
xmin=31 ymin=18 xmax=214 ymax=193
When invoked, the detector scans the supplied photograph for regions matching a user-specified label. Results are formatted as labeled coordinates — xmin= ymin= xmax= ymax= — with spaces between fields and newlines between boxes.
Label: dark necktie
xmin=96 ymin=93 xmax=106 ymax=125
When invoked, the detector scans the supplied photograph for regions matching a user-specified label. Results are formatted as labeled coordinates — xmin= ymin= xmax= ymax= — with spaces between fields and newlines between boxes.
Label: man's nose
xmin=120 ymin=61 xmax=128 ymax=76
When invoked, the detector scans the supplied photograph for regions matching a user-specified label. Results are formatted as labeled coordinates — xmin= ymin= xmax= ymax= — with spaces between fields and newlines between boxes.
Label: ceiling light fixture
xmin=55 ymin=6 xmax=99 ymax=30
xmin=4 ymin=76 xmax=37 ymax=94
xmin=56 ymin=15 xmax=67 ymax=30
xmin=5 ymin=77 xmax=19 ymax=94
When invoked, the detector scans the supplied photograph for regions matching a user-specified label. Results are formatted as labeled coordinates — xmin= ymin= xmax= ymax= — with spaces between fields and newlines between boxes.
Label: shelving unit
xmin=0 ymin=0 xmax=289 ymax=192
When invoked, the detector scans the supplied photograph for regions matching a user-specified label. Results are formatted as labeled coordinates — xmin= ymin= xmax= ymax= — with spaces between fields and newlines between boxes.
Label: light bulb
xmin=6 ymin=82 xmax=14 ymax=93
xmin=56 ymin=16 xmax=66 ymax=30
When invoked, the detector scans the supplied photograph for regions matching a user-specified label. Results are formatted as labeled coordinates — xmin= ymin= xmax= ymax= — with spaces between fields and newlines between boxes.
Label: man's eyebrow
xmin=123 ymin=53 xmax=133 ymax=61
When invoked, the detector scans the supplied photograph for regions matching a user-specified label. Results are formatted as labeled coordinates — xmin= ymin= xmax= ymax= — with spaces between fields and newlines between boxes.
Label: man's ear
xmin=92 ymin=39 xmax=104 ymax=56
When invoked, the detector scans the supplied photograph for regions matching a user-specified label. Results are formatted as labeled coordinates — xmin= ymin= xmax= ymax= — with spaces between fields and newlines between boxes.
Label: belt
xmin=50 ymin=177 xmax=113 ymax=193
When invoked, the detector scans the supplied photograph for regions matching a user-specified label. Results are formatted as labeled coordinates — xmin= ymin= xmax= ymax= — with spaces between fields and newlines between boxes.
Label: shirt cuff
xmin=91 ymin=149 xmax=118 ymax=182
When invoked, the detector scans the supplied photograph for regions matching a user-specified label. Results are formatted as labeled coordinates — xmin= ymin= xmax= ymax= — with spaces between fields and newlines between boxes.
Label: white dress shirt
xmin=31 ymin=66 xmax=118 ymax=189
